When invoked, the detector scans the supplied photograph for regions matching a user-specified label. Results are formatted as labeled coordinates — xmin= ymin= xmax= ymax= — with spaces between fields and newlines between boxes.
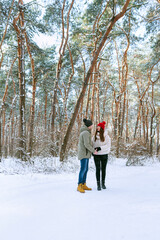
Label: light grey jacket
xmin=78 ymin=125 xmax=94 ymax=160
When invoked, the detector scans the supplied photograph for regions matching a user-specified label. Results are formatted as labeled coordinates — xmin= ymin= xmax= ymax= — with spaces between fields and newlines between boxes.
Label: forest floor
xmin=0 ymin=157 xmax=160 ymax=240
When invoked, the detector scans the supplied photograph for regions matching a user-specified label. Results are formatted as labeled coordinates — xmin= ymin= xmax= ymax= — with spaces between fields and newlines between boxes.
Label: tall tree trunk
xmin=150 ymin=83 xmax=156 ymax=156
xmin=119 ymin=24 xmax=130 ymax=137
xmin=96 ymin=63 xmax=101 ymax=123
xmin=60 ymin=0 xmax=131 ymax=161
xmin=114 ymin=100 xmax=118 ymax=138
xmin=2 ymin=109 xmax=5 ymax=149
xmin=4 ymin=125 xmax=8 ymax=158
xmin=156 ymin=110 xmax=160 ymax=157
xmin=116 ymin=97 xmax=122 ymax=157
xmin=126 ymin=90 xmax=129 ymax=142
xmin=0 ymin=114 xmax=2 ymax=161
xmin=150 ymin=110 xmax=155 ymax=155
xmin=10 ymin=111 xmax=14 ymax=157
xmin=18 ymin=25 xmax=26 ymax=160
xmin=96 ymin=80 xmax=100 ymax=123
xmin=25 ymin=34 xmax=36 ymax=158
xmin=141 ymin=103 xmax=146 ymax=141
xmin=85 ymin=75 xmax=92 ymax=117
xmin=91 ymin=67 xmax=97 ymax=121
xmin=145 ymin=100 xmax=149 ymax=145
xmin=45 ymin=92 xmax=48 ymax=135
xmin=102 ymin=76 xmax=108 ymax=120
xmin=13 ymin=0 xmax=26 ymax=161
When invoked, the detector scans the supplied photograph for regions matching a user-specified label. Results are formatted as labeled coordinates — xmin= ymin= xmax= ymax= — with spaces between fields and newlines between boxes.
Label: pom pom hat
xmin=83 ymin=118 xmax=93 ymax=127
xmin=97 ymin=121 xmax=106 ymax=130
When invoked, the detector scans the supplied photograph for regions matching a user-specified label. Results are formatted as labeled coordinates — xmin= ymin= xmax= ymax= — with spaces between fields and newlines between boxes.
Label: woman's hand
xmin=94 ymin=147 xmax=101 ymax=152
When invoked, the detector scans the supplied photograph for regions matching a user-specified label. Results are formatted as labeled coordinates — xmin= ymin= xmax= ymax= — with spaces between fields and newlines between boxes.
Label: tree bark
xmin=156 ymin=110 xmax=160 ymax=157
xmin=126 ymin=90 xmax=129 ymax=142
xmin=91 ymin=67 xmax=97 ymax=121
xmin=13 ymin=0 xmax=26 ymax=161
xmin=45 ymin=92 xmax=48 ymax=135
xmin=0 ymin=116 xmax=1 ymax=161
xmin=25 ymin=33 xmax=36 ymax=158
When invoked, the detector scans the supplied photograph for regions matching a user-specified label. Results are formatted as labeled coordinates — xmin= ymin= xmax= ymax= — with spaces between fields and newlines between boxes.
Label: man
xmin=77 ymin=118 xmax=97 ymax=193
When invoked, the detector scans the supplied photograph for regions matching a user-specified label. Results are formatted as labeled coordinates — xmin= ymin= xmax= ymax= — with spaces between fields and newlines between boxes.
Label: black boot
xmin=102 ymin=181 xmax=106 ymax=189
xmin=97 ymin=182 xmax=101 ymax=191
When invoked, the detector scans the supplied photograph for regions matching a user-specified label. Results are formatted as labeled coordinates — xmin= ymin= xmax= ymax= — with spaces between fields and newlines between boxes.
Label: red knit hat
xmin=97 ymin=121 xmax=106 ymax=130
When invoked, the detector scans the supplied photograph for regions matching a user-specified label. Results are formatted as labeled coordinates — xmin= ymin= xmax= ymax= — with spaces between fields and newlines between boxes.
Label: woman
xmin=92 ymin=121 xmax=111 ymax=191
xmin=77 ymin=118 xmax=97 ymax=193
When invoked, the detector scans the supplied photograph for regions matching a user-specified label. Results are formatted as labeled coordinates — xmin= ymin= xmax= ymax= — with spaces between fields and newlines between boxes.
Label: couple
xmin=77 ymin=118 xmax=111 ymax=193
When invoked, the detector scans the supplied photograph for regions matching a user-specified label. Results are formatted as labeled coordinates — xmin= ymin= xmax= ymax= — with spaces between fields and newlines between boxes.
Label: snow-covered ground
xmin=0 ymin=157 xmax=160 ymax=240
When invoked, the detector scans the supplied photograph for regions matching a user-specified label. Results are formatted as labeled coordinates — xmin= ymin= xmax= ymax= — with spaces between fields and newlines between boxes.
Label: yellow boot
xmin=77 ymin=184 xmax=85 ymax=193
xmin=82 ymin=183 xmax=92 ymax=191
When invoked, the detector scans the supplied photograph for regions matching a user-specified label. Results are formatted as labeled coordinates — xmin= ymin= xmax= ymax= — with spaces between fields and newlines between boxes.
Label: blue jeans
xmin=78 ymin=158 xmax=89 ymax=185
